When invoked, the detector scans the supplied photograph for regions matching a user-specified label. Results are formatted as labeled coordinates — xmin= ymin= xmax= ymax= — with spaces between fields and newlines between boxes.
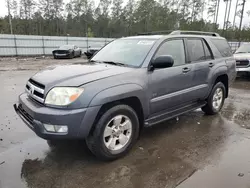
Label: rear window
xmin=187 ymin=39 xmax=206 ymax=62
xmin=211 ymin=39 xmax=232 ymax=57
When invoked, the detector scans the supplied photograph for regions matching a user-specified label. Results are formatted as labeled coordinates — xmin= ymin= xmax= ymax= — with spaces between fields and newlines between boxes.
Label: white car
xmin=234 ymin=44 xmax=250 ymax=74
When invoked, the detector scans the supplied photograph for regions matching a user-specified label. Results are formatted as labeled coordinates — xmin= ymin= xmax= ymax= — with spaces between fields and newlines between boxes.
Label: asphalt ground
xmin=1 ymin=57 xmax=250 ymax=188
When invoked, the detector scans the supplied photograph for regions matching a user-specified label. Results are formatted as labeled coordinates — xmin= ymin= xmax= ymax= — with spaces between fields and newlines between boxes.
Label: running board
xmin=144 ymin=101 xmax=206 ymax=127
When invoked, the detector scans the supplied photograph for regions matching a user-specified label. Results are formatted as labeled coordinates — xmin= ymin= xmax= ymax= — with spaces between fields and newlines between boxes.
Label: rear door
xmin=185 ymin=38 xmax=214 ymax=101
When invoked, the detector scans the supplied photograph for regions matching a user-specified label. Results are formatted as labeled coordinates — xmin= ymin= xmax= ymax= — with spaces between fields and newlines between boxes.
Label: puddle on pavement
xmin=0 ymin=111 xmax=234 ymax=188
xmin=222 ymin=102 xmax=250 ymax=130
xmin=177 ymin=135 xmax=250 ymax=188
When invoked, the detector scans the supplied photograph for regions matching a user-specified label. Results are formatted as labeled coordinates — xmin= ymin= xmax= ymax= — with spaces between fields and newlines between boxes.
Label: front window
xmin=235 ymin=44 xmax=250 ymax=54
xmin=91 ymin=38 xmax=156 ymax=67
xmin=154 ymin=39 xmax=186 ymax=67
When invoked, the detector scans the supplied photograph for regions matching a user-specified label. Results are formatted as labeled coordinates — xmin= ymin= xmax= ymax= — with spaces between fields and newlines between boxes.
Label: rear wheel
xmin=86 ymin=105 xmax=140 ymax=161
xmin=202 ymin=82 xmax=226 ymax=115
xmin=53 ymin=55 xmax=57 ymax=59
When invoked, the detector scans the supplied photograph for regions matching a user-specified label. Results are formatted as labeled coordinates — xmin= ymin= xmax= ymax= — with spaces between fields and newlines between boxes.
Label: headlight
xmin=45 ymin=87 xmax=84 ymax=106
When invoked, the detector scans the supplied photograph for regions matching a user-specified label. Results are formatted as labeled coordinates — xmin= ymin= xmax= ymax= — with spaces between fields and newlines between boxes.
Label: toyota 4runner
xmin=14 ymin=31 xmax=236 ymax=160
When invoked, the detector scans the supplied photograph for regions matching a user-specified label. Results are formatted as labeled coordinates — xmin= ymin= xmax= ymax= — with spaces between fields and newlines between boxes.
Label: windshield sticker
xmin=137 ymin=41 xmax=155 ymax=45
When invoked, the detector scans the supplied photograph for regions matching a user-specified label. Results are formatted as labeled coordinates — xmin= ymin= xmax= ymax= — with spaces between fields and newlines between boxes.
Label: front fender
xmin=89 ymin=84 xmax=149 ymax=117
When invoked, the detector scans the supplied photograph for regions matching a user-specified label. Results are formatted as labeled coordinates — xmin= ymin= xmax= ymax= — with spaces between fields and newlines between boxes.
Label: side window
xmin=203 ymin=40 xmax=213 ymax=60
xmin=154 ymin=39 xmax=186 ymax=67
xmin=187 ymin=39 xmax=206 ymax=62
xmin=210 ymin=39 xmax=232 ymax=57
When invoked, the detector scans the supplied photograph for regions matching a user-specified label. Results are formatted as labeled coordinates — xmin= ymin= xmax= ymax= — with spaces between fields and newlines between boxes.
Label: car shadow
xmin=232 ymin=76 xmax=250 ymax=90
xmin=20 ymin=110 xmax=230 ymax=188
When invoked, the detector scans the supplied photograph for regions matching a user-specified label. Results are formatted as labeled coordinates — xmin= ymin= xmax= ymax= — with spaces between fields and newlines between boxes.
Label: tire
xmin=86 ymin=105 xmax=140 ymax=161
xmin=202 ymin=82 xmax=226 ymax=115
xmin=69 ymin=52 xmax=74 ymax=59
xmin=79 ymin=51 xmax=82 ymax=57
xmin=54 ymin=55 xmax=57 ymax=59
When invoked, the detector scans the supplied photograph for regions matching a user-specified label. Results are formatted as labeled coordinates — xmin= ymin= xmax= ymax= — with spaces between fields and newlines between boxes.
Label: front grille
xmin=29 ymin=79 xmax=45 ymax=89
xmin=56 ymin=50 xmax=68 ymax=54
xmin=18 ymin=104 xmax=33 ymax=125
xmin=25 ymin=79 xmax=45 ymax=103
xmin=236 ymin=60 xmax=250 ymax=67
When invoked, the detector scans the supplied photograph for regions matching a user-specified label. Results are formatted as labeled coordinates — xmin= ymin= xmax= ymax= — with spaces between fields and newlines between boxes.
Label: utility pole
xmin=233 ymin=0 xmax=239 ymax=29
xmin=213 ymin=0 xmax=218 ymax=24
xmin=223 ymin=0 xmax=229 ymax=31
xmin=239 ymin=0 xmax=246 ymax=32
xmin=238 ymin=0 xmax=246 ymax=47
xmin=7 ymin=0 xmax=13 ymax=34
xmin=226 ymin=0 xmax=232 ymax=30
xmin=215 ymin=0 xmax=220 ymax=29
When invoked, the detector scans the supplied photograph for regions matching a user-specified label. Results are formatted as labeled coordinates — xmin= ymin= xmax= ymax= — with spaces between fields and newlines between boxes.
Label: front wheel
xmin=69 ymin=52 xmax=74 ymax=59
xmin=202 ymin=82 xmax=226 ymax=115
xmin=86 ymin=105 xmax=140 ymax=161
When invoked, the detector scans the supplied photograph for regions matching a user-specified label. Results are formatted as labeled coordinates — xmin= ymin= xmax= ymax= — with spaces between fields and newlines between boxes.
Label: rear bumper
xmin=14 ymin=93 xmax=101 ymax=140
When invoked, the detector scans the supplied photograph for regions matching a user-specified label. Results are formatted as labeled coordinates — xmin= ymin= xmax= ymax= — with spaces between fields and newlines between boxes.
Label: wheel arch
xmin=88 ymin=96 xmax=145 ymax=137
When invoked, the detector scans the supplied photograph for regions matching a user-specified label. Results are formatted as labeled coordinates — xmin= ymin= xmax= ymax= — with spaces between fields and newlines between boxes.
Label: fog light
xmin=54 ymin=125 xmax=68 ymax=133
xmin=44 ymin=124 xmax=55 ymax=132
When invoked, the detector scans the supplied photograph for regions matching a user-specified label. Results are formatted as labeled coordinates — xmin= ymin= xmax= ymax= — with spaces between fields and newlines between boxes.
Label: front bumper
xmin=14 ymin=93 xmax=100 ymax=140
xmin=236 ymin=67 xmax=250 ymax=72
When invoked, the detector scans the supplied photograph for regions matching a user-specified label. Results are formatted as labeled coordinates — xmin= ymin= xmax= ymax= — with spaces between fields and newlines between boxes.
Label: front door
xmin=149 ymin=38 xmax=195 ymax=115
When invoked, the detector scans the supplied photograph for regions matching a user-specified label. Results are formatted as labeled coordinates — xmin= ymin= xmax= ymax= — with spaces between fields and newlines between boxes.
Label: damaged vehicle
xmin=52 ymin=45 xmax=82 ymax=59
xmin=14 ymin=31 xmax=236 ymax=161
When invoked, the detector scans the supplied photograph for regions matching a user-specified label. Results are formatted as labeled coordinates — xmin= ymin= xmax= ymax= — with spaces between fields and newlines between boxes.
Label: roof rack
xmin=137 ymin=30 xmax=173 ymax=35
xmin=170 ymin=30 xmax=220 ymax=37
xmin=137 ymin=30 xmax=220 ymax=37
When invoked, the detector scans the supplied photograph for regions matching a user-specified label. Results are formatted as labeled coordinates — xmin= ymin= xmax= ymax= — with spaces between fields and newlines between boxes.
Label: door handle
xmin=209 ymin=62 xmax=214 ymax=68
xmin=182 ymin=67 xmax=191 ymax=73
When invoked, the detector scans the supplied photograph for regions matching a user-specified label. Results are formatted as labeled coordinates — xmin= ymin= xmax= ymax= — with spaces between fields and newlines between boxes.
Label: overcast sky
xmin=0 ymin=0 xmax=249 ymax=28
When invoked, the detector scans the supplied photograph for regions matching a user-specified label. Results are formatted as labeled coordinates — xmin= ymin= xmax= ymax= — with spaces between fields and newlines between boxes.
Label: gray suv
xmin=14 ymin=31 xmax=236 ymax=160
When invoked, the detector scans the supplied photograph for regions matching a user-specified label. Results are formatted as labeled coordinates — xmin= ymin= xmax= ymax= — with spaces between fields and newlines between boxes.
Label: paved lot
xmin=1 ymin=58 xmax=250 ymax=188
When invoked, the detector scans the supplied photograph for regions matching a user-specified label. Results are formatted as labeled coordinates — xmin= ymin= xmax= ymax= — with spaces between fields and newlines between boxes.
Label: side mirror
xmin=151 ymin=55 xmax=174 ymax=69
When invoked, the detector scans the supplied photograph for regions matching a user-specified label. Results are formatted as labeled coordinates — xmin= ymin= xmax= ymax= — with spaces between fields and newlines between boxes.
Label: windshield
xmin=59 ymin=45 xmax=73 ymax=50
xmin=91 ymin=39 xmax=156 ymax=67
xmin=235 ymin=44 xmax=250 ymax=54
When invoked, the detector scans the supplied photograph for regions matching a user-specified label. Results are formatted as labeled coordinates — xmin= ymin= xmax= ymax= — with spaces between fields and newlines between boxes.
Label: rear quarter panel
xmin=205 ymin=38 xmax=236 ymax=97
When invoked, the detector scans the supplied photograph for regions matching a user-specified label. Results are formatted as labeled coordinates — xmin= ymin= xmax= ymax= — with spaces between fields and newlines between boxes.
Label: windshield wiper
xmin=103 ymin=61 xmax=127 ymax=66
xmin=91 ymin=60 xmax=127 ymax=67
xmin=235 ymin=52 xmax=249 ymax=54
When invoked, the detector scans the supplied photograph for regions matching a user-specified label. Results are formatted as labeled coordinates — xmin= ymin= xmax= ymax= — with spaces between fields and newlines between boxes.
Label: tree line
xmin=1 ymin=0 xmax=250 ymax=41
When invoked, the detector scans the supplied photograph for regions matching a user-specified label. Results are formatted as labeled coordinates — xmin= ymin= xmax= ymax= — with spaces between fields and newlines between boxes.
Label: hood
xmin=31 ymin=63 xmax=133 ymax=90
xmin=234 ymin=53 xmax=250 ymax=60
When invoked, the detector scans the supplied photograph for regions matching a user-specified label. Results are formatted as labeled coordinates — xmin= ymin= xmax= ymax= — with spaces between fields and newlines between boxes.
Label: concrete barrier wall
xmin=0 ymin=34 xmax=115 ymax=56
xmin=0 ymin=34 xmax=248 ymax=56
